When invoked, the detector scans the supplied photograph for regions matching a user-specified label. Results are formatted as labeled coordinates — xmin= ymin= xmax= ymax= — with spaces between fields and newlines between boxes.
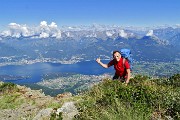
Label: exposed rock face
xmin=56 ymin=102 xmax=78 ymax=120
xmin=0 ymin=83 xmax=78 ymax=120
xmin=33 ymin=108 xmax=53 ymax=120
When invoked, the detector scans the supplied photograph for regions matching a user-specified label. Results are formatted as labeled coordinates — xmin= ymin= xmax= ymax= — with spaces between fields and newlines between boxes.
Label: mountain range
xmin=0 ymin=25 xmax=180 ymax=64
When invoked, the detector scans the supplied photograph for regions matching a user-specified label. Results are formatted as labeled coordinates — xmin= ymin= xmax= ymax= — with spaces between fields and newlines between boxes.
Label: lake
xmin=0 ymin=60 xmax=114 ymax=84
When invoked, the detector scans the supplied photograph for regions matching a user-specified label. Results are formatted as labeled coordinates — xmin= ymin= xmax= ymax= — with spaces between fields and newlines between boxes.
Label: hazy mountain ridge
xmin=0 ymin=25 xmax=180 ymax=65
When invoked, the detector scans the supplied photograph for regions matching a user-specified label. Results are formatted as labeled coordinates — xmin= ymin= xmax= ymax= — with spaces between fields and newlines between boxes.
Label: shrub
xmin=0 ymin=82 xmax=18 ymax=94
xmin=168 ymin=74 xmax=180 ymax=87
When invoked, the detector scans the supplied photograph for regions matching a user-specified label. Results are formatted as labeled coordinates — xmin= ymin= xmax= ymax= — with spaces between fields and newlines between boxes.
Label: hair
xmin=112 ymin=50 xmax=121 ymax=56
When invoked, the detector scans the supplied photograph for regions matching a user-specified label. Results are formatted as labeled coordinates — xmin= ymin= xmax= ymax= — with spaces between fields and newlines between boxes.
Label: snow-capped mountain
xmin=0 ymin=22 xmax=180 ymax=64
xmin=0 ymin=21 xmax=180 ymax=43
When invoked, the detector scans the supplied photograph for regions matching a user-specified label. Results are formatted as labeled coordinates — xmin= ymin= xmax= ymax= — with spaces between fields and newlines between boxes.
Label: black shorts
xmin=113 ymin=74 xmax=125 ymax=82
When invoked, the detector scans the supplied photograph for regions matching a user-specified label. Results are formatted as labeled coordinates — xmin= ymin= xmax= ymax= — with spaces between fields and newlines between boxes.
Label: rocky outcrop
xmin=0 ymin=82 xmax=78 ymax=120
xmin=56 ymin=102 xmax=78 ymax=120
xmin=33 ymin=108 xmax=53 ymax=120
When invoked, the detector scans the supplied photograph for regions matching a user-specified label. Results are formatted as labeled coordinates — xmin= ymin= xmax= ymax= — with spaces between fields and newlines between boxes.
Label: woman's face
xmin=113 ymin=52 xmax=121 ymax=61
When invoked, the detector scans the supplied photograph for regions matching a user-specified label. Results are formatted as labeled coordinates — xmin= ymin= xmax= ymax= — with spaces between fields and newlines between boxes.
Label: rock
xmin=56 ymin=101 xmax=78 ymax=120
xmin=24 ymin=89 xmax=45 ymax=99
xmin=0 ymin=82 xmax=74 ymax=120
xmin=56 ymin=92 xmax=72 ymax=99
xmin=33 ymin=108 xmax=53 ymax=120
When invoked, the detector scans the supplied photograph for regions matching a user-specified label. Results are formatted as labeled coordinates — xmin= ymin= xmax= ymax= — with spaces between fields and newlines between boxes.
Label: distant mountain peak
xmin=145 ymin=30 xmax=160 ymax=40
xmin=118 ymin=29 xmax=128 ymax=38
xmin=146 ymin=30 xmax=154 ymax=37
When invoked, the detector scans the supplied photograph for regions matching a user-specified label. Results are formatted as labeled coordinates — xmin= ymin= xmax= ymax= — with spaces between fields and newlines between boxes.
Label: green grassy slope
xmin=75 ymin=74 xmax=180 ymax=120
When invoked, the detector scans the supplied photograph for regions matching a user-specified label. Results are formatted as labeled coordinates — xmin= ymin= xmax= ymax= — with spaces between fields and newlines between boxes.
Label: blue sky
xmin=0 ymin=0 xmax=180 ymax=29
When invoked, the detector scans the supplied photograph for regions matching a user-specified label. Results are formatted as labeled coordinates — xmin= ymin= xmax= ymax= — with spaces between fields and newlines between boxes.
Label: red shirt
xmin=108 ymin=58 xmax=130 ymax=77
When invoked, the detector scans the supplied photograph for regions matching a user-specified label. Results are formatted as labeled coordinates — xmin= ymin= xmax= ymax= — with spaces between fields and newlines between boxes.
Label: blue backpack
xmin=120 ymin=48 xmax=133 ymax=71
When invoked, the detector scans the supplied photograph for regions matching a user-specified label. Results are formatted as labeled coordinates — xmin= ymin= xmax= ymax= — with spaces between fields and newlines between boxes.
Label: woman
xmin=96 ymin=50 xmax=131 ymax=85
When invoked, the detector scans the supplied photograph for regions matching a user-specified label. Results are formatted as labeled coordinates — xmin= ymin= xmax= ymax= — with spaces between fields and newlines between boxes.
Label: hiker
xmin=96 ymin=50 xmax=131 ymax=85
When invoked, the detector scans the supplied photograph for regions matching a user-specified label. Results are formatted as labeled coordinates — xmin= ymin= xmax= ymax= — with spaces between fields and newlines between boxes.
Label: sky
xmin=0 ymin=0 xmax=180 ymax=30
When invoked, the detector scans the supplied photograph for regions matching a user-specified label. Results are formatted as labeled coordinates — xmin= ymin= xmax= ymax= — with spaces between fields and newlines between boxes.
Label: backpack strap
xmin=123 ymin=58 xmax=132 ymax=71
xmin=122 ymin=58 xmax=126 ymax=69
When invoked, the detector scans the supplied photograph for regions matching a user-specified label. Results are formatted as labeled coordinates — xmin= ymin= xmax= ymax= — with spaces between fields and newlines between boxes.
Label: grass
xmin=0 ymin=82 xmax=19 ymax=95
xmin=46 ymin=100 xmax=63 ymax=108
xmin=0 ymin=82 xmax=23 ymax=109
xmin=0 ymin=74 xmax=179 ymax=119
xmin=0 ymin=94 xmax=24 ymax=109
xmin=75 ymin=74 xmax=180 ymax=120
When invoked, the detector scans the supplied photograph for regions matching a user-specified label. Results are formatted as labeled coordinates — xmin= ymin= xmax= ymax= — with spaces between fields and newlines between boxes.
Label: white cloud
xmin=51 ymin=31 xmax=61 ymax=38
xmin=48 ymin=22 xmax=61 ymax=38
xmin=0 ymin=21 xmax=62 ymax=39
xmin=39 ymin=32 xmax=49 ymax=38
xmin=0 ymin=22 xmax=32 ymax=38
xmin=1 ymin=30 xmax=11 ymax=37
xmin=8 ymin=23 xmax=33 ymax=37
xmin=40 ymin=21 xmax=48 ymax=27
xmin=49 ymin=22 xmax=57 ymax=28
xmin=38 ymin=21 xmax=61 ymax=39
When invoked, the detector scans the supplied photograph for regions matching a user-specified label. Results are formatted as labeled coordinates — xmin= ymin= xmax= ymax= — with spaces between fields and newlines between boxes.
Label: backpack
xmin=120 ymin=48 xmax=133 ymax=71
